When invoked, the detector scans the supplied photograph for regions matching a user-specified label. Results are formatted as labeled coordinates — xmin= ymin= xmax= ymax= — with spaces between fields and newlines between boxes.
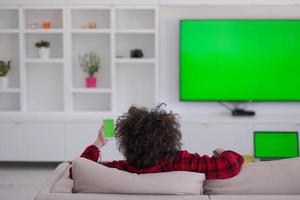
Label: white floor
xmin=0 ymin=162 xmax=59 ymax=200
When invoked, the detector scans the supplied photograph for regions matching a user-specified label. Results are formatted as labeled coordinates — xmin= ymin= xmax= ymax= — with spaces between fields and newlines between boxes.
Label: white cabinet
xmin=17 ymin=123 xmax=65 ymax=161
xmin=160 ymin=0 xmax=253 ymax=5
xmin=0 ymin=122 xmax=64 ymax=161
xmin=67 ymin=0 xmax=159 ymax=5
xmin=0 ymin=119 xmax=299 ymax=162
xmin=253 ymin=0 xmax=299 ymax=5
xmin=0 ymin=122 xmax=22 ymax=161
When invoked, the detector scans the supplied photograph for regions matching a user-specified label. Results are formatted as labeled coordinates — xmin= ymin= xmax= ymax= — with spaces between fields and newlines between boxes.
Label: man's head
xmin=115 ymin=104 xmax=182 ymax=168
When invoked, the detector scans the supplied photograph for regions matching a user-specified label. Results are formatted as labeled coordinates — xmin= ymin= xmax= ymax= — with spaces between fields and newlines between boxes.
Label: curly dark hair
xmin=115 ymin=104 xmax=182 ymax=169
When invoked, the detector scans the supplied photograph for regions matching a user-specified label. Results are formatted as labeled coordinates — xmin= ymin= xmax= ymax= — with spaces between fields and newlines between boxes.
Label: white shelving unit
xmin=0 ymin=4 xmax=158 ymax=162
xmin=0 ymin=5 xmax=158 ymax=114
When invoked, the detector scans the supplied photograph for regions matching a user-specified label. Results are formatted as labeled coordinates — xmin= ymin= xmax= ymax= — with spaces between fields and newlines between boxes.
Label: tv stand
xmin=231 ymin=109 xmax=256 ymax=117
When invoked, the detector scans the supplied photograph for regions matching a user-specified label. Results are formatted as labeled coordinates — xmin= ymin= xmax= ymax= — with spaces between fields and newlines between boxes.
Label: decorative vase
xmin=86 ymin=76 xmax=97 ymax=88
xmin=0 ymin=76 xmax=8 ymax=89
xmin=38 ymin=47 xmax=50 ymax=59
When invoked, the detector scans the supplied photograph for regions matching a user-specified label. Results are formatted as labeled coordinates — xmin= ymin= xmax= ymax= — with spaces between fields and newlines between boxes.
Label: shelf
xmin=0 ymin=93 xmax=20 ymax=111
xmin=71 ymin=29 xmax=111 ymax=34
xmin=73 ymin=93 xmax=111 ymax=112
xmin=0 ymin=88 xmax=20 ymax=93
xmin=26 ymin=63 xmax=64 ymax=112
xmin=24 ymin=29 xmax=63 ymax=33
xmin=116 ymin=63 xmax=155 ymax=112
xmin=0 ymin=9 xmax=18 ymax=29
xmin=25 ymin=33 xmax=63 ymax=59
xmin=72 ymin=34 xmax=111 ymax=88
xmin=0 ymin=29 xmax=19 ymax=33
xmin=24 ymin=9 xmax=63 ymax=29
xmin=116 ymin=9 xmax=155 ymax=29
xmin=115 ymin=29 xmax=155 ymax=34
xmin=25 ymin=58 xmax=64 ymax=64
xmin=71 ymin=9 xmax=110 ymax=29
xmin=72 ymin=88 xmax=112 ymax=93
xmin=116 ymin=33 xmax=155 ymax=59
xmin=115 ymin=58 xmax=155 ymax=64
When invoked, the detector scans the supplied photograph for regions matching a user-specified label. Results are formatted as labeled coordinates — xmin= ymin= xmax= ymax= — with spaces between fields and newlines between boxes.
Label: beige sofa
xmin=35 ymin=158 xmax=300 ymax=200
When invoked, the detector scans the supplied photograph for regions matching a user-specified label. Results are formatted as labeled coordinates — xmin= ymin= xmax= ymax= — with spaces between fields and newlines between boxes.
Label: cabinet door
xmin=0 ymin=122 xmax=22 ymax=161
xmin=253 ymin=0 xmax=295 ymax=5
xmin=65 ymin=122 xmax=123 ymax=162
xmin=181 ymin=122 xmax=253 ymax=155
xmin=18 ymin=123 xmax=65 ymax=161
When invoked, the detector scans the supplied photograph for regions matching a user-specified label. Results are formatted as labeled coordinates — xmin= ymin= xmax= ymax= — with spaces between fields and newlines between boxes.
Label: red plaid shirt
xmin=69 ymin=145 xmax=244 ymax=179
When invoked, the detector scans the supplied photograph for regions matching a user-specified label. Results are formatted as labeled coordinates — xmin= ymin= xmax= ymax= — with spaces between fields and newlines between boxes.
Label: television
xmin=254 ymin=131 xmax=299 ymax=159
xmin=180 ymin=20 xmax=300 ymax=101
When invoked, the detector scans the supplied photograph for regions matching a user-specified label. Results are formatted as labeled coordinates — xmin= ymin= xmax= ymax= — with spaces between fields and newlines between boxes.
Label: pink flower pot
xmin=86 ymin=76 xmax=97 ymax=88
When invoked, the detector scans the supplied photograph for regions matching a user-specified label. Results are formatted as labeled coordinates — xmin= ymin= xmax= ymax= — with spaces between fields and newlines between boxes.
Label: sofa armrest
xmin=35 ymin=162 xmax=71 ymax=200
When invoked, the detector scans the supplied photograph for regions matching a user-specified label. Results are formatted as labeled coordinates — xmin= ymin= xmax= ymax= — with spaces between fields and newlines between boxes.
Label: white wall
xmin=159 ymin=5 xmax=300 ymax=115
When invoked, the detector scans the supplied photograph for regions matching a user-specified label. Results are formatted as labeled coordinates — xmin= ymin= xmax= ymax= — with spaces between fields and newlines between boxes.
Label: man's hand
xmin=213 ymin=148 xmax=225 ymax=156
xmin=93 ymin=125 xmax=107 ymax=149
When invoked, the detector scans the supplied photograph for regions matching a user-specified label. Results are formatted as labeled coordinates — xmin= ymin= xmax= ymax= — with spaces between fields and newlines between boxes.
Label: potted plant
xmin=79 ymin=52 xmax=101 ymax=88
xmin=0 ymin=60 xmax=11 ymax=89
xmin=35 ymin=40 xmax=50 ymax=59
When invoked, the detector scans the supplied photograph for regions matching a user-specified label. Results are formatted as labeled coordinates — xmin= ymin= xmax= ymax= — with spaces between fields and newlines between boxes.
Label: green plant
xmin=35 ymin=40 xmax=50 ymax=48
xmin=0 ymin=60 xmax=11 ymax=77
xmin=79 ymin=52 xmax=101 ymax=77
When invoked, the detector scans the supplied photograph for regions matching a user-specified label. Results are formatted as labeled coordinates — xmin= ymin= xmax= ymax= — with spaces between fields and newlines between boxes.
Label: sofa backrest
xmin=72 ymin=158 xmax=206 ymax=195
xmin=204 ymin=157 xmax=300 ymax=195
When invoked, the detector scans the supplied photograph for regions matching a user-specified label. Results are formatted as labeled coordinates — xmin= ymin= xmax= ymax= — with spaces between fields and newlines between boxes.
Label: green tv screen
xmin=254 ymin=132 xmax=299 ymax=158
xmin=180 ymin=20 xmax=300 ymax=101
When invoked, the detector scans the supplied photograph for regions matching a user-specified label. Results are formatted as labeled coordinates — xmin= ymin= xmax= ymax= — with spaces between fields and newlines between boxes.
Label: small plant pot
xmin=86 ymin=76 xmax=97 ymax=88
xmin=38 ymin=47 xmax=50 ymax=59
xmin=0 ymin=76 xmax=8 ymax=89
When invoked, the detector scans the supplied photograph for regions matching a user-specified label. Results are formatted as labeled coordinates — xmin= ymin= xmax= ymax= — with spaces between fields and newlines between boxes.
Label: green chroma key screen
xmin=180 ymin=20 xmax=300 ymax=101
xmin=103 ymin=119 xmax=115 ymax=138
xmin=254 ymin=132 xmax=299 ymax=158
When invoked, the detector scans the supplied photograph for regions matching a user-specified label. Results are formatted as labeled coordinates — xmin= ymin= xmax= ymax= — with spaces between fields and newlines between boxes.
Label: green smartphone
xmin=103 ymin=119 xmax=115 ymax=138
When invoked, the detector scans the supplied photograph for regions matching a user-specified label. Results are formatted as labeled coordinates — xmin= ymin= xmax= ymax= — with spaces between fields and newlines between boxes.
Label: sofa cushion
xmin=72 ymin=157 xmax=205 ymax=195
xmin=204 ymin=158 xmax=300 ymax=195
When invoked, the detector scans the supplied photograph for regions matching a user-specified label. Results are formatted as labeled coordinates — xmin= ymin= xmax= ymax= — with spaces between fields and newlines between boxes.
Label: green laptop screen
xmin=254 ymin=132 xmax=299 ymax=158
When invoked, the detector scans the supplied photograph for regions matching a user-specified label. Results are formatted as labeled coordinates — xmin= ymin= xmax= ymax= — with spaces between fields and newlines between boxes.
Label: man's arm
xmin=175 ymin=149 xmax=244 ymax=179
xmin=69 ymin=125 xmax=107 ymax=179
